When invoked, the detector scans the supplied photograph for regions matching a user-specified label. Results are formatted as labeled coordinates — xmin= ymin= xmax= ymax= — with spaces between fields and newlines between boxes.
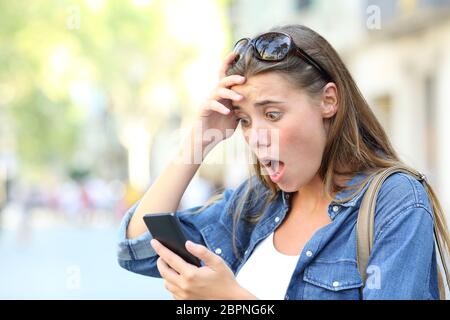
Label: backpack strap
xmin=356 ymin=165 xmax=444 ymax=292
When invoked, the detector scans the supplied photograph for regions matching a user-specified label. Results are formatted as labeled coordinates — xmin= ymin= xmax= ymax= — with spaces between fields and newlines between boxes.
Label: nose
xmin=245 ymin=127 xmax=280 ymax=161
xmin=246 ymin=127 xmax=271 ymax=149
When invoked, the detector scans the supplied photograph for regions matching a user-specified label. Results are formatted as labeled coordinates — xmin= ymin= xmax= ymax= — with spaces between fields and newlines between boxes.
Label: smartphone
xmin=143 ymin=213 xmax=202 ymax=267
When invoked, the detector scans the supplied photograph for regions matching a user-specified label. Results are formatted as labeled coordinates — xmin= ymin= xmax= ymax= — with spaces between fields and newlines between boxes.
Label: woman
xmin=117 ymin=25 xmax=450 ymax=300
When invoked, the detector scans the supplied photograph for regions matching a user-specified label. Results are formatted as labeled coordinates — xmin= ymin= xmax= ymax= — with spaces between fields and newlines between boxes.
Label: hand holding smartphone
xmin=143 ymin=213 xmax=202 ymax=267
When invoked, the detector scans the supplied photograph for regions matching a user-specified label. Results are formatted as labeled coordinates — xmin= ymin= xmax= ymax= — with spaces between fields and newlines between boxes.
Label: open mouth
xmin=260 ymin=158 xmax=284 ymax=182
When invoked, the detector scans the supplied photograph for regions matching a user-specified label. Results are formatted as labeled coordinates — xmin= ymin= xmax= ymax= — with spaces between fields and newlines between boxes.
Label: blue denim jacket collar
xmin=333 ymin=173 xmax=371 ymax=206
xmin=278 ymin=172 xmax=372 ymax=221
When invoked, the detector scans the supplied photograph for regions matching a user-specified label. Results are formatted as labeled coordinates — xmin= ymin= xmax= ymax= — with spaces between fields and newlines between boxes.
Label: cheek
xmin=280 ymin=114 xmax=327 ymax=164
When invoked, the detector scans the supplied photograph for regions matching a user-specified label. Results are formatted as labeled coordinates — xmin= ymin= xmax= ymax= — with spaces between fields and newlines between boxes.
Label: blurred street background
xmin=1 ymin=0 xmax=450 ymax=299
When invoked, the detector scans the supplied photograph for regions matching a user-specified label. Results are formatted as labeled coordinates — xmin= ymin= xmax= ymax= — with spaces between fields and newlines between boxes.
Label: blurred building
xmin=227 ymin=0 xmax=450 ymax=215
xmin=348 ymin=0 xmax=450 ymax=217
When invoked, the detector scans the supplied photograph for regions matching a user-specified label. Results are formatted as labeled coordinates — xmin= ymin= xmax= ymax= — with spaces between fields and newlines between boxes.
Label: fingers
xmin=161 ymin=271 xmax=186 ymax=300
xmin=212 ymin=87 xmax=242 ymax=102
xmin=157 ymin=257 xmax=181 ymax=284
xmin=151 ymin=239 xmax=196 ymax=275
xmin=203 ymin=85 xmax=244 ymax=116
xmin=205 ymin=77 xmax=244 ymax=116
xmin=205 ymin=100 xmax=232 ymax=115
xmin=197 ymin=53 xmax=246 ymax=121
xmin=219 ymin=75 xmax=246 ymax=88
xmin=219 ymin=52 xmax=239 ymax=79
xmin=185 ymin=241 xmax=223 ymax=268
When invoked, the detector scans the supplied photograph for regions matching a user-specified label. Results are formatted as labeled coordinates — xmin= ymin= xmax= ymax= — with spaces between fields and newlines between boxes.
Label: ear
xmin=320 ymin=83 xmax=338 ymax=119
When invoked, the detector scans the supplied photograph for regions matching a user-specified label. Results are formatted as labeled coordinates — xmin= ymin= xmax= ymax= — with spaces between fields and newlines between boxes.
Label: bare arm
xmin=126 ymin=52 xmax=244 ymax=240
xmin=126 ymin=129 xmax=209 ymax=239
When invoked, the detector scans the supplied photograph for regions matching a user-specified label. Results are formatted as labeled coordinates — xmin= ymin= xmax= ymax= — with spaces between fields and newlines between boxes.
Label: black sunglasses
xmin=232 ymin=32 xmax=332 ymax=82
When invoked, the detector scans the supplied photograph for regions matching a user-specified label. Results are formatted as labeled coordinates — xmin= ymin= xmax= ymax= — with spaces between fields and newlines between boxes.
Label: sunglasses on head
xmin=232 ymin=31 xmax=333 ymax=82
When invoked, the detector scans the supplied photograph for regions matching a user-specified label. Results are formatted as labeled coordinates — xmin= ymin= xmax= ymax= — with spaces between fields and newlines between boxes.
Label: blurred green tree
xmin=0 ymin=0 xmax=230 ymax=185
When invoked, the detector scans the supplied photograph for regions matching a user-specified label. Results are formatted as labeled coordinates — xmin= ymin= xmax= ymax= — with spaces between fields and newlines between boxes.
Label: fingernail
xmin=150 ymin=239 xmax=159 ymax=248
xmin=234 ymin=95 xmax=242 ymax=100
xmin=185 ymin=240 xmax=194 ymax=248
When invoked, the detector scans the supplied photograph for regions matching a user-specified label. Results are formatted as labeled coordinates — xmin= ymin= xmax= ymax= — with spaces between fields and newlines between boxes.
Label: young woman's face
xmin=231 ymin=72 xmax=333 ymax=192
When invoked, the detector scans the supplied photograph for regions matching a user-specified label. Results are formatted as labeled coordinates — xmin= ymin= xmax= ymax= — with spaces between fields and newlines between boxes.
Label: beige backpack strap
xmin=356 ymin=165 xmax=430 ymax=284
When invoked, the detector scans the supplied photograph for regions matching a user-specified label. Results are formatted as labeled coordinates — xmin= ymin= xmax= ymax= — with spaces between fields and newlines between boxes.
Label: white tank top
xmin=235 ymin=232 xmax=300 ymax=300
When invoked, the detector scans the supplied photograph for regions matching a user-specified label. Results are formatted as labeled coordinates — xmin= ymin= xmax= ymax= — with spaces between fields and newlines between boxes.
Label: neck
xmin=291 ymin=174 xmax=333 ymax=214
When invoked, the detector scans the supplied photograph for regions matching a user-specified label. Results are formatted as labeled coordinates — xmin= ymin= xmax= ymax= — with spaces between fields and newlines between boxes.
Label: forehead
xmin=231 ymin=72 xmax=298 ymax=101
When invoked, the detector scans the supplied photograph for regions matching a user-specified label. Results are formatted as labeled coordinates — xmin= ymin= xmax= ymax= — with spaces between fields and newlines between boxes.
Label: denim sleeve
xmin=116 ymin=188 xmax=236 ymax=278
xmin=362 ymin=205 xmax=438 ymax=299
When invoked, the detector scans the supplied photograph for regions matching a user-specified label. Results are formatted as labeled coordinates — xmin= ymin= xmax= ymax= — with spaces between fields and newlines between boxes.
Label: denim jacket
xmin=117 ymin=172 xmax=439 ymax=300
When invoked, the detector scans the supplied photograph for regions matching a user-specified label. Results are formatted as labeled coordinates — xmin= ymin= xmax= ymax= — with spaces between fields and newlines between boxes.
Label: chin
xmin=276 ymin=174 xmax=308 ymax=193
xmin=275 ymin=180 xmax=298 ymax=193
xmin=279 ymin=185 xmax=298 ymax=193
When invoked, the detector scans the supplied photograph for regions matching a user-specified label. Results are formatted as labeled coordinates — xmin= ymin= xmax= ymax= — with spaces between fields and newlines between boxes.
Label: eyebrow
xmin=232 ymin=100 xmax=285 ymax=111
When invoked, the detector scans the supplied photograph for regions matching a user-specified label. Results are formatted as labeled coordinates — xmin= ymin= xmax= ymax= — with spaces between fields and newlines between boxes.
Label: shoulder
xmin=373 ymin=171 xmax=433 ymax=236
xmin=376 ymin=172 xmax=432 ymax=213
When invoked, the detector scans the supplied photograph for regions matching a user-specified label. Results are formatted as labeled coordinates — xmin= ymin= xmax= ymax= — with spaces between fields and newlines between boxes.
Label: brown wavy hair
xmin=194 ymin=24 xmax=449 ymax=298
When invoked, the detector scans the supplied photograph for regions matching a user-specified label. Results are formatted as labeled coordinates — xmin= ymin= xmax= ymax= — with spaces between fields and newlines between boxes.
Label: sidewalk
xmin=0 ymin=206 xmax=171 ymax=299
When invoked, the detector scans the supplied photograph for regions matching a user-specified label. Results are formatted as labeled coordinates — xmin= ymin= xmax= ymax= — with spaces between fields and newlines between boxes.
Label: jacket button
xmin=332 ymin=205 xmax=340 ymax=213
xmin=285 ymin=294 xmax=289 ymax=300
xmin=333 ymin=281 xmax=340 ymax=287
xmin=274 ymin=217 xmax=280 ymax=223
xmin=215 ymin=248 xmax=222 ymax=255
xmin=305 ymin=250 xmax=313 ymax=257
xmin=284 ymin=193 xmax=290 ymax=200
